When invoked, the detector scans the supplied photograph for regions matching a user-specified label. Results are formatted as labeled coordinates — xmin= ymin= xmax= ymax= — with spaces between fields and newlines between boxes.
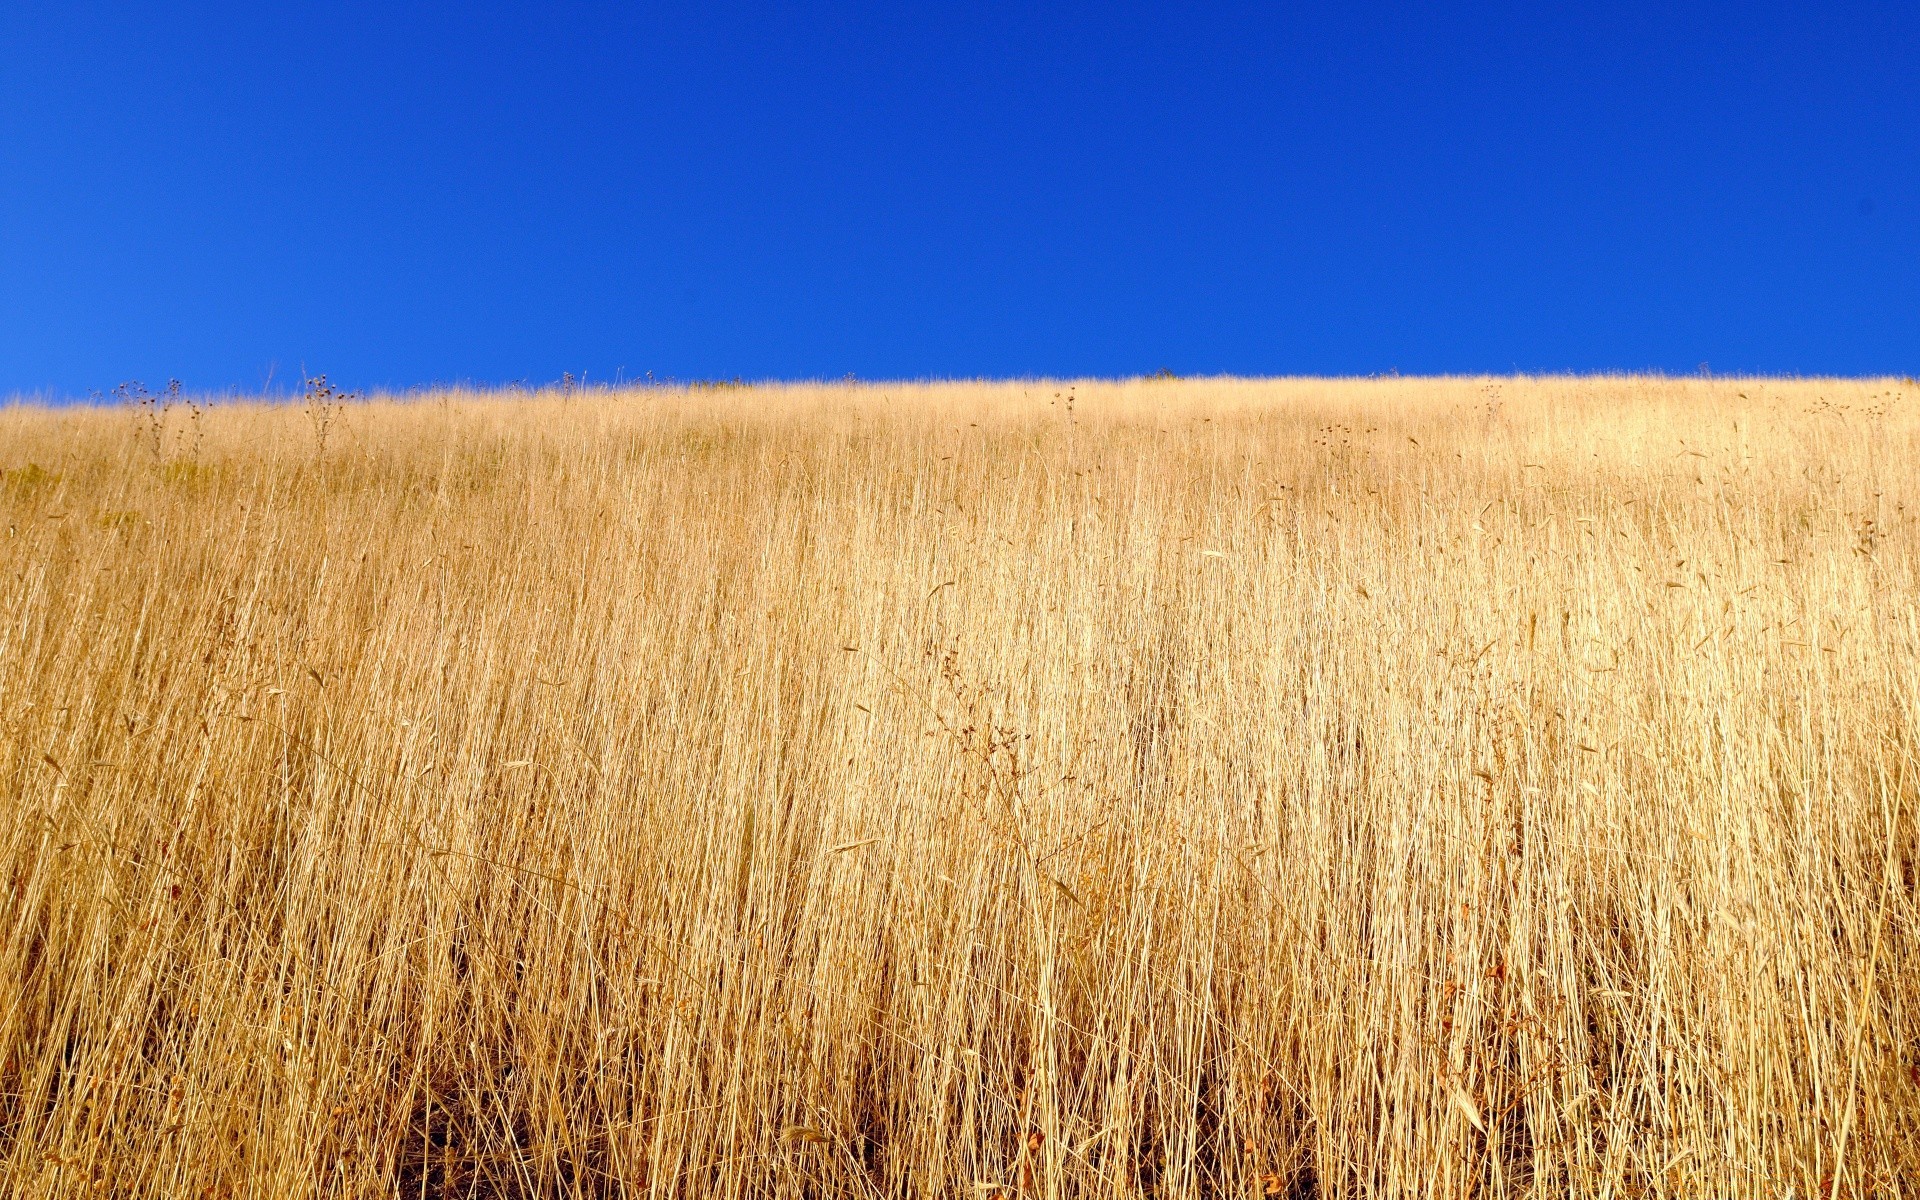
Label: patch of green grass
xmin=160 ymin=461 xmax=217 ymax=489
xmin=3 ymin=463 xmax=58 ymax=492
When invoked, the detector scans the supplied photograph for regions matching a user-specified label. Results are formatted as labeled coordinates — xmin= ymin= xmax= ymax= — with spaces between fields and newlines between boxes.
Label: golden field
xmin=1 ymin=376 xmax=1916 ymax=1198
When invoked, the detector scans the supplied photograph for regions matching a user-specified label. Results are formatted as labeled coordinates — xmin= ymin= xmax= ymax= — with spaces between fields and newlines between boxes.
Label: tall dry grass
xmin=1 ymin=376 xmax=1916 ymax=1197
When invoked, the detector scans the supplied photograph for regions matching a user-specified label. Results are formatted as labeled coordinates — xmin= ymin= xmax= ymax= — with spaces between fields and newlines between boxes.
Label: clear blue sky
xmin=2 ymin=2 xmax=1914 ymax=395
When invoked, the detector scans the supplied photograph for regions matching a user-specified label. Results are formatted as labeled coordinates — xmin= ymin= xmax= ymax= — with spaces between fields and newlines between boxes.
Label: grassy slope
xmin=1 ymin=377 xmax=1916 ymax=1196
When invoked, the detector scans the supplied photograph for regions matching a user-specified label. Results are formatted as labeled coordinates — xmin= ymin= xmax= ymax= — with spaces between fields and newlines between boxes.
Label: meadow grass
xmin=1 ymin=376 xmax=1916 ymax=1196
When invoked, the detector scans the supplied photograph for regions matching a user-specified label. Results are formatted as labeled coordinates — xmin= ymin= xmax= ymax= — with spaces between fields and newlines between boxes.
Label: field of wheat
xmin=1 ymin=376 xmax=1917 ymax=1197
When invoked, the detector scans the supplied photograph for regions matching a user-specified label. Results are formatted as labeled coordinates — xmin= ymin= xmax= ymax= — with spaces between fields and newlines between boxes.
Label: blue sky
xmin=2 ymin=2 xmax=1914 ymax=395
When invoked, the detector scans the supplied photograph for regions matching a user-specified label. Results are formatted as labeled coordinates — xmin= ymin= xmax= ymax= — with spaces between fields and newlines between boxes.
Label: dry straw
xmin=0 ymin=375 xmax=1915 ymax=1196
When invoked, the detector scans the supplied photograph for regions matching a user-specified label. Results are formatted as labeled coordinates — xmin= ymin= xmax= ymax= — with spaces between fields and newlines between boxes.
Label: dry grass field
xmin=1 ymin=376 xmax=1917 ymax=1198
